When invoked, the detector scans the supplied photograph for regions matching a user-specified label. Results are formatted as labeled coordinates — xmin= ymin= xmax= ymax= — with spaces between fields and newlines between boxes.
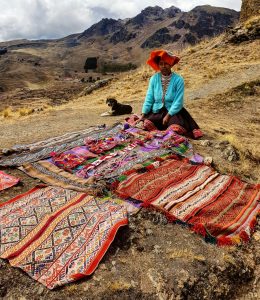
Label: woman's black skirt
xmin=145 ymin=107 xmax=203 ymax=139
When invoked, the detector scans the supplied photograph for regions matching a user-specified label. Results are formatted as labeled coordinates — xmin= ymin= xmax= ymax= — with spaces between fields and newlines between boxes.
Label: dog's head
xmin=106 ymin=98 xmax=117 ymax=108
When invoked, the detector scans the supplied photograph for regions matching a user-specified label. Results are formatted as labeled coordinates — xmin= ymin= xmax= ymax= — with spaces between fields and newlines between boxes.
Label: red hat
xmin=146 ymin=49 xmax=180 ymax=71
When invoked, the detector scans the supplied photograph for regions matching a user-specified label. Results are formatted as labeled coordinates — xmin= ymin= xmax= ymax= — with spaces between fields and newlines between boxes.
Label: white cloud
xmin=0 ymin=0 xmax=241 ymax=42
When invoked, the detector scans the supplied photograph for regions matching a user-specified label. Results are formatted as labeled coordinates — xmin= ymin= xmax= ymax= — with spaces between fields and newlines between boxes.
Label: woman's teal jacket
xmin=142 ymin=72 xmax=184 ymax=116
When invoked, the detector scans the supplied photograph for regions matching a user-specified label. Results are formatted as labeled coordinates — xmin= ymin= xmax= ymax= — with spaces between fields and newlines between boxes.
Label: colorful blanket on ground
xmin=0 ymin=171 xmax=20 ymax=191
xmin=115 ymin=159 xmax=260 ymax=246
xmin=0 ymin=124 xmax=121 ymax=167
xmin=0 ymin=186 xmax=128 ymax=289
xmin=5 ymin=126 xmax=102 ymax=153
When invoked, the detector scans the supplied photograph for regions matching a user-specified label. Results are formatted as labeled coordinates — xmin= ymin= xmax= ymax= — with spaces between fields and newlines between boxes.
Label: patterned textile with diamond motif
xmin=0 ymin=170 xmax=20 ymax=191
xmin=0 ymin=186 xmax=128 ymax=289
xmin=115 ymin=159 xmax=260 ymax=246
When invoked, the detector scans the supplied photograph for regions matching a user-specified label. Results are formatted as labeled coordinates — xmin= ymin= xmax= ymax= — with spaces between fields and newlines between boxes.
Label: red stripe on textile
xmin=5 ymin=193 xmax=87 ymax=259
xmin=144 ymin=164 xmax=200 ymax=204
xmin=183 ymin=175 xmax=232 ymax=222
xmin=0 ymin=185 xmax=45 ymax=208
xmin=71 ymin=219 xmax=128 ymax=280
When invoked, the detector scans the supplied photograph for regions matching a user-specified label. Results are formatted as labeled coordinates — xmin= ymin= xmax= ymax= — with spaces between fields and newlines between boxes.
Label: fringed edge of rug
xmin=140 ymin=201 xmax=259 ymax=247
xmin=216 ymin=215 xmax=259 ymax=246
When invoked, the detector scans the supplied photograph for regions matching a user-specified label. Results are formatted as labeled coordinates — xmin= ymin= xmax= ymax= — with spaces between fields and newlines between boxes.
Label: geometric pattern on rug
xmin=0 ymin=186 xmax=80 ymax=255
xmin=0 ymin=186 xmax=128 ymax=289
xmin=116 ymin=159 xmax=260 ymax=245
xmin=0 ymin=170 xmax=20 ymax=191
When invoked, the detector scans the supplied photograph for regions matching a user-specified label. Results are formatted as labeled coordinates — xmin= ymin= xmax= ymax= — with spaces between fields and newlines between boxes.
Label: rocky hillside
xmin=1 ymin=5 xmax=239 ymax=60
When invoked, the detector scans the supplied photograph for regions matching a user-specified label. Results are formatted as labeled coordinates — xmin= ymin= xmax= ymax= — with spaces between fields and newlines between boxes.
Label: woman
xmin=140 ymin=50 xmax=203 ymax=139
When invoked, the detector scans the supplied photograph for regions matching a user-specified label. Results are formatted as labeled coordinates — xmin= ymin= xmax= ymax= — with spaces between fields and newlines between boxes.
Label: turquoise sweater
xmin=142 ymin=72 xmax=184 ymax=116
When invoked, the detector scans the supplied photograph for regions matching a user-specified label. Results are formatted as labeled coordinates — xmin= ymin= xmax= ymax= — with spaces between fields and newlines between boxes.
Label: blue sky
xmin=0 ymin=0 xmax=241 ymax=42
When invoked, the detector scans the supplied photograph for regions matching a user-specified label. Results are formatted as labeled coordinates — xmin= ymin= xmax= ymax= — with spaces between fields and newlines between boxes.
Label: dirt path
xmin=186 ymin=63 xmax=260 ymax=100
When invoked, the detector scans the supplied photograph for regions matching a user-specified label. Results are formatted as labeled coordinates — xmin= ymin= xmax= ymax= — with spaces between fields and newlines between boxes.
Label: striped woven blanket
xmin=115 ymin=159 xmax=260 ymax=246
xmin=0 ymin=170 xmax=19 ymax=191
xmin=0 ymin=186 xmax=128 ymax=289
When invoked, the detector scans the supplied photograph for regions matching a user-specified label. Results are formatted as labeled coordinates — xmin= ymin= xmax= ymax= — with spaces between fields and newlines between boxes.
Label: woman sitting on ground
xmin=140 ymin=49 xmax=203 ymax=139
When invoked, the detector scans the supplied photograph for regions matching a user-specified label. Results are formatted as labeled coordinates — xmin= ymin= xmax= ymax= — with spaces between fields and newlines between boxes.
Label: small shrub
xmin=2 ymin=107 xmax=12 ymax=118
xmin=19 ymin=108 xmax=34 ymax=116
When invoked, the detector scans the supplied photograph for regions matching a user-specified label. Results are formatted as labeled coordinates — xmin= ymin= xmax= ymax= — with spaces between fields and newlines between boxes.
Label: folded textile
xmin=115 ymin=159 xmax=260 ymax=246
xmin=19 ymin=161 xmax=103 ymax=194
xmin=0 ymin=186 xmax=128 ymax=289
xmin=0 ymin=170 xmax=20 ymax=191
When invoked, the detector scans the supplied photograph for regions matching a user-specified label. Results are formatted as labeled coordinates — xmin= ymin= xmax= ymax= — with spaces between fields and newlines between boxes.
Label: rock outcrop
xmin=226 ymin=18 xmax=260 ymax=43
xmin=140 ymin=5 xmax=239 ymax=48
xmin=240 ymin=0 xmax=260 ymax=22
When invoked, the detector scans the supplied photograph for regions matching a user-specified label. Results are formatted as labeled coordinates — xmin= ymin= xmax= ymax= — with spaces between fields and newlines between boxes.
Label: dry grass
xmin=244 ymin=15 xmax=260 ymax=29
xmin=18 ymin=107 xmax=34 ymax=116
xmin=168 ymin=248 xmax=205 ymax=262
xmin=2 ymin=107 xmax=13 ymax=118
xmin=108 ymin=281 xmax=132 ymax=291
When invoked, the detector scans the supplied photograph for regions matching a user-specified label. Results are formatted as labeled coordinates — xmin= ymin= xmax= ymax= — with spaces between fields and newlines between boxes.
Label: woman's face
xmin=158 ymin=60 xmax=172 ymax=76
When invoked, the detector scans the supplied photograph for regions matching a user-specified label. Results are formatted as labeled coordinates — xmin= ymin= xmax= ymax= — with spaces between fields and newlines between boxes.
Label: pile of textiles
xmin=20 ymin=124 xmax=197 ymax=192
xmin=0 ymin=171 xmax=20 ymax=191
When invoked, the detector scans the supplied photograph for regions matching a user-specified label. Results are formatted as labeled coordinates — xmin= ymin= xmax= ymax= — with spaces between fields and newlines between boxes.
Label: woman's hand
xmin=162 ymin=113 xmax=171 ymax=126
xmin=140 ymin=113 xmax=147 ymax=120
xmin=137 ymin=113 xmax=146 ymax=123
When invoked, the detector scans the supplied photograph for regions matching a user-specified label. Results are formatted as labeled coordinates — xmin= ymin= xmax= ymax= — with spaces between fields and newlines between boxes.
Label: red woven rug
xmin=0 ymin=170 xmax=19 ymax=191
xmin=115 ymin=159 xmax=260 ymax=245
xmin=0 ymin=186 xmax=128 ymax=289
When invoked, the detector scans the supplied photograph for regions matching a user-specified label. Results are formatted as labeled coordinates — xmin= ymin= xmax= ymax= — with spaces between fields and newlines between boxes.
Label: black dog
xmin=106 ymin=98 xmax=132 ymax=116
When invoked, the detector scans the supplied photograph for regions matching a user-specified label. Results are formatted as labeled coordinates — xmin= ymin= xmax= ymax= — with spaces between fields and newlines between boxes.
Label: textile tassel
xmin=192 ymin=224 xmax=207 ymax=237
xmin=217 ymin=236 xmax=234 ymax=246
xmin=165 ymin=213 xmax=177 ymax=223
xmin=249 ymin=217 xmax=257 ymax=231
xmin=146 ymin=165 xmax=155 ymax=171
xmin=110 ymin=181 xmax=119 ymax=190
xmin=231 ymin=236 xmax=242 ymax=245
xmin=239 ymin=231 xmax=250 ymax=243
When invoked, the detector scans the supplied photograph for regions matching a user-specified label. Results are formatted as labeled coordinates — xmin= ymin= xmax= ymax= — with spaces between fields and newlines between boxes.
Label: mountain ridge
xmin=0 ymin=5 xmax=240 ymax=92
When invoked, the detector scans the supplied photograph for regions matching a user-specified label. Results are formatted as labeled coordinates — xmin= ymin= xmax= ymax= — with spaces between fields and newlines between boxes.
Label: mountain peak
xmin=164 ymin=6 xmax=182 ymax=17
xmin=141 ymin=6 xmax=164 ymax=16
xmin=78 ymin=18 xmax=121 ymax=39
xmin=191 ymin=5 xmax=238 ymax=13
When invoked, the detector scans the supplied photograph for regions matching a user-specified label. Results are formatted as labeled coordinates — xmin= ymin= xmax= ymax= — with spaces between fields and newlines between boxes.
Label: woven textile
xmin=20 ymin=125 xmax=195 ymax=191
xmin=0 ymin=124 xmax=123 ymax=167
xmin=115 ymin=159 xmax=260 ymax=245
xmin=20 ymin=161 xmax=102 ymax=194
xmin=0 ymin=186 xmax=128 ymax=289
xmin=0 ymin=171 xmax=19 ymax=191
